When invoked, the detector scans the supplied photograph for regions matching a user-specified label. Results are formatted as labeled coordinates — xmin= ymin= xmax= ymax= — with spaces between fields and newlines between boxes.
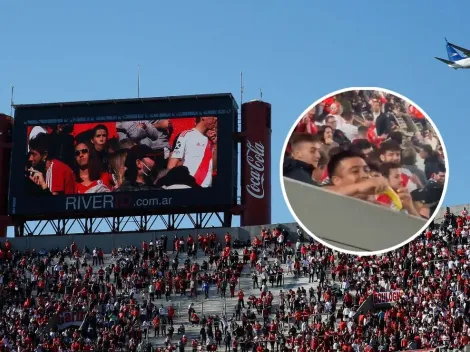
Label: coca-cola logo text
xmin=246 ymin=140 xmax=265 ymax=199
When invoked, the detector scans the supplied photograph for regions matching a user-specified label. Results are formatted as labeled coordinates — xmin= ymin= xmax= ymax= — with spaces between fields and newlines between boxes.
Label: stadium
xmin=0 ymin=94 xmax=468 ymax=352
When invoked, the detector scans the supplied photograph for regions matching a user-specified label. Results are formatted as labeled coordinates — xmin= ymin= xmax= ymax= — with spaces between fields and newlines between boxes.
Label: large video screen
xmin=9 ymin=95 xmax=237 ymax=217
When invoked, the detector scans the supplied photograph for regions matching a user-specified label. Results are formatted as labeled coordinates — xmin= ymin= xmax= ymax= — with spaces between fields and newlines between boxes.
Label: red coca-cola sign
xmin=240 ymin=101 xmax=271 ymax=227
xmin=245 ymin=140 xmax=265 ymax=199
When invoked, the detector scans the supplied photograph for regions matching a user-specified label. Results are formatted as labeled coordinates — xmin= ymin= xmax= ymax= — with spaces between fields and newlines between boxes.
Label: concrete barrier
xmin=283 ymin=177 xmax=427 ymax=253
xmin=435 ymin=203 xmax=470 ymax=221
xmin=1 ymin=223 xmax=301 ymax=253
xmin=4 ymin=199 xmax=463 ymax=255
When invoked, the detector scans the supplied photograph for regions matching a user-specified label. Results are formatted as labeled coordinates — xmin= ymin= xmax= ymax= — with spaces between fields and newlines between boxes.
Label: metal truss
xmin=14 ymin=211 xmax=231 ymax=236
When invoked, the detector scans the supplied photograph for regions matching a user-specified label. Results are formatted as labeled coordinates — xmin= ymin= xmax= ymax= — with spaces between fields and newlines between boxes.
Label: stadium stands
xmin=0 ymin=208 xmax=469 ymax=351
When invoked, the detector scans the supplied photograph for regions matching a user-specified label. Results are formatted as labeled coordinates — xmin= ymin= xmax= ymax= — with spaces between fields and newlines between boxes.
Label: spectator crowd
xmin=283 ymin=90 xmax=446 ymax=219
xmin=0 ymin=209 xmax=469 ymax=351
xmin=25 ymin=116 xmax=218 ymax=196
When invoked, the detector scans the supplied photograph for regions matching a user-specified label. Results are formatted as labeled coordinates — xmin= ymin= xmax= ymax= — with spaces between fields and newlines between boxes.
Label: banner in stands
xmin=373 ymin=290 xmax=404 ymax=304
xmin=57 ymin=311 xmax=86 ymax=330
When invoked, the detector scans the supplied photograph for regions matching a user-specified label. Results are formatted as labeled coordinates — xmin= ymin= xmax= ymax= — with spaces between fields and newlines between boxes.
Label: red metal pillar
xmin=0 ymin=114 xmax=13 ymax=237
xmin=240 ymin=100 xmax=271 ymax=226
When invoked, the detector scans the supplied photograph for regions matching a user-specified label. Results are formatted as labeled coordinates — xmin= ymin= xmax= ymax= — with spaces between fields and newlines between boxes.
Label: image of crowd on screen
xmin=283 ymin=90 xmax=446 ymax=219
xmin=24 ymin=117 xmax=218 ymax=196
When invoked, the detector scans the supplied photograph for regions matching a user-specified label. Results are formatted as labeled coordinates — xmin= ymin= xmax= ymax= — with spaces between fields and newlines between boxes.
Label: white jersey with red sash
xmin=401 ymin=168 xmax=418 ymax=193
xmin=172 ymin=128 xmax=214 ymax=187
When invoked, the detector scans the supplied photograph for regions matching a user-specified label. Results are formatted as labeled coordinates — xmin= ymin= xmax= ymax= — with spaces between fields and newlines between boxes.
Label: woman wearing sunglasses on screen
xmin=73 ymin=141 xmax=112 ymax=194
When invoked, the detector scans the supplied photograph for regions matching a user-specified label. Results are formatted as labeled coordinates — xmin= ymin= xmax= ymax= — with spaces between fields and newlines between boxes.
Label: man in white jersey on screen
xmin=167 ymin=116 xmax=217 ymax=188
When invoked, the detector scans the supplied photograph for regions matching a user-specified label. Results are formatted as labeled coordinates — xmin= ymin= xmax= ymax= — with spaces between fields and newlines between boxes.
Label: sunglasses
xmin=75 ymin=149 xmax=89 ymax=157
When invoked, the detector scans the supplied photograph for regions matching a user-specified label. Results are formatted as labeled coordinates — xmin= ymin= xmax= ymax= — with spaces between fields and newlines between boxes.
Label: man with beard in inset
xmin=117 ymin=144 xmax=163 ymax=192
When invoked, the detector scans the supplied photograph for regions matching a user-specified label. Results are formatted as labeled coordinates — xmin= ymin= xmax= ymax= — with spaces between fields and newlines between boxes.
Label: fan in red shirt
xmin=28 ymin=132 xmax=75 ymax=195
xmin=237 ymin=289 xmax=245 ymax=307
xmin=187 ymin=235 xmax=194 ymax=249
xmin=364 ymin=113 xmax=386 ymax=147
xmin=296 ymin=109 xmax=318 ymax=135
xmin=376 ymin=163 xmax=410 ymax=211
xmin=407 ymin=105 xmax=425 ymax=120
xmin=378 ymin=139 xmax=419 ymax=192
xmin=73 ymin=141 xmax=112 ymax=194
xmin=168 ymin=117 xmax=196 ymax=147
xmin=224 ymin=233 xmax=232 ymax=247
xmin=71 ymin=341 xmax=81 ymax=351
xmin=73 ymin=122 xmax=118 ymax=140
xmin=322 ymin=96 xmax=336 ymax=114
xmin=89 ymin=124 xmax=109 ymax=152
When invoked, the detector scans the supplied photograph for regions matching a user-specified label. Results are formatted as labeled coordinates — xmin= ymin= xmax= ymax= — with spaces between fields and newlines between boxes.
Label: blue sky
xmin=1 ymin=0 xmax=470 ymax=233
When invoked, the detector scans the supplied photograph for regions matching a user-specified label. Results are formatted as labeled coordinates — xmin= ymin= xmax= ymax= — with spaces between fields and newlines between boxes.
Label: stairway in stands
xmin=111 ymin=247 xmax=324 ymax=349
xmin=62 ymin=240 xmax=333 ymax=350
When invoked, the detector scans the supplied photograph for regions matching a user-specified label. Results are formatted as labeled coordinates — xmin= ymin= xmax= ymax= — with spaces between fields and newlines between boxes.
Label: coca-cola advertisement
xmin=245 ymin=140 xmax=265 ymax=199
xmin=240 ymin=101 xmax=271 ymax=226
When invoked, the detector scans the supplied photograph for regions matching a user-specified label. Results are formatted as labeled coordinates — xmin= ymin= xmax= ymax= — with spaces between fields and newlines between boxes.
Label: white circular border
xmin=280 ymin=86 xmax=450 ymax=256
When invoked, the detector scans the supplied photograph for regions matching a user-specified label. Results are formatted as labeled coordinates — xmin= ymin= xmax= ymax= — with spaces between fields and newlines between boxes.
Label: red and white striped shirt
xmin=172 ymin=129 xmax=214 ymax=187
xmin=401 ymin=169 xmax=418 ymax=192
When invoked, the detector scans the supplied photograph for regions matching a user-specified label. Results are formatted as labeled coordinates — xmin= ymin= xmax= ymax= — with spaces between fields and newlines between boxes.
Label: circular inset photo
xmin=281 ymin=87 xmax=449 ymax=255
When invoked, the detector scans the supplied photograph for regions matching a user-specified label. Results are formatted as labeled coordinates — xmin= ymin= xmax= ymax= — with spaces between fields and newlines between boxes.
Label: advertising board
xmin=240 ymin=101 xmax=272 ymax=226
xmin=9 ymin=94 xmax=238 ymax=218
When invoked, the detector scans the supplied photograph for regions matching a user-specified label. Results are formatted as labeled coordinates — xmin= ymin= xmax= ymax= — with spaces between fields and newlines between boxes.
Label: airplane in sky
xmin=435 ymin=39 xmax=470 ymax=69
